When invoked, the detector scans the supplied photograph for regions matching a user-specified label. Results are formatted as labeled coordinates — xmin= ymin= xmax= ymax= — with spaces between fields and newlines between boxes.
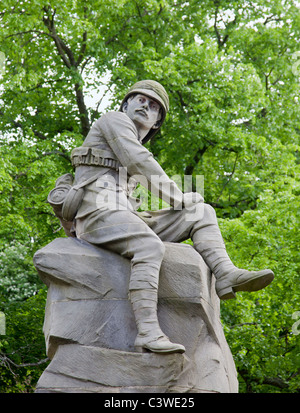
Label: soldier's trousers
xmin=75 ymin=200 xmax=222 ymax=292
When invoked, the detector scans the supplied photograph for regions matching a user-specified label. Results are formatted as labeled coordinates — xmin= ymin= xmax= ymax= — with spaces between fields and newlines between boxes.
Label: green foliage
xmin=0 ymin=241 xmax=47 ymax=392
xmin=0 ymin=0 xmax=299 ymax=392
xmin=0 ymin=288 xmax=48 ymax=393
xmin=0 ymin=242 xmax=43 ymax=302
xmin=219 ymin=185 xmax=300 ymax=392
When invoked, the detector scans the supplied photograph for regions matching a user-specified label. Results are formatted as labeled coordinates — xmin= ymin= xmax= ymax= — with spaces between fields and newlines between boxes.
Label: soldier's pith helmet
xmin=120 ymin=79 xmax=169 ymax=144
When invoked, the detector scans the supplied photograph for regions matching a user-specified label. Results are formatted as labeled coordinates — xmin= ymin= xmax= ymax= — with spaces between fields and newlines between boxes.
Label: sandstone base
xmin=33 ymin=237 xmax=238 ymax=393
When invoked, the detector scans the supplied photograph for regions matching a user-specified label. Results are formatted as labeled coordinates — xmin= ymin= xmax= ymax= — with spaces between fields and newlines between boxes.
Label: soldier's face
xmin=123 ymin=94 xmax=162 ymax=133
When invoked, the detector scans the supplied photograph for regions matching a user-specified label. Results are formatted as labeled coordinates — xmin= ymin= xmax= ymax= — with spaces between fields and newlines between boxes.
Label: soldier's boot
xmin=129 ymin=289 xmax=185 ymax=354
xmin=192 ymin=221 xmax=274 ymax=300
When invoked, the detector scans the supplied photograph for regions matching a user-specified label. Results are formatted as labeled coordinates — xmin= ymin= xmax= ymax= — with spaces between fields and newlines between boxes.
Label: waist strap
xmin=71 ymin=147 xmax=121 ymax=170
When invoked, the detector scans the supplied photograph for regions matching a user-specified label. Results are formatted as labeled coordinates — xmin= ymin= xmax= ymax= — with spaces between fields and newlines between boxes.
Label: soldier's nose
xmin=141 ymin=100 xmax=150 ymax=110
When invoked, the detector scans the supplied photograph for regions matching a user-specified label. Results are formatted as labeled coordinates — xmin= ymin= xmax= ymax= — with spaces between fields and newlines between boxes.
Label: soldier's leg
xmin=75 ymin=209 xmax=185 ymax=354
xmin=141 ymin=203 xmax=274 ymax=300
xmin=190 ymin=204 xmax=274 ymax=300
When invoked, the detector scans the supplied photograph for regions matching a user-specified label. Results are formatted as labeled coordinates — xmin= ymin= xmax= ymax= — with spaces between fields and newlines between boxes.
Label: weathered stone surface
xmin=36 ymin=345 xmax=191 ymax=393
xmin=34 ymin=237 xmax=238 ymax=393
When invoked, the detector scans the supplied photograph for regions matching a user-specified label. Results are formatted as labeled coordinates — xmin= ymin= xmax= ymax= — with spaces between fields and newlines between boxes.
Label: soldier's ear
xmin=152 ymin=121 xmax=161 ymax=129
xmin=122 ymin=95 xmax=135 ymax=113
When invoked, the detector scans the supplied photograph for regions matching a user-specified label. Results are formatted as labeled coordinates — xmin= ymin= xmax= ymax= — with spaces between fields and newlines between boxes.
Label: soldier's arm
xmin=98 ymin=111 xmax=184 ymax=207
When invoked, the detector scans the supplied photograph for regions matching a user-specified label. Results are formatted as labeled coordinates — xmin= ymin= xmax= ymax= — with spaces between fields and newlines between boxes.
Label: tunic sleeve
xmin=98 ymin=112 xmax=183 ymax=207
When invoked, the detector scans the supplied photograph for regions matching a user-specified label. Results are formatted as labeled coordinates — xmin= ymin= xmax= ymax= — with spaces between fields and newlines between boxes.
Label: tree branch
xmin=210 ymin=196 xmax=254 ymax=210
xmin=238 ymin=366 xmax=295 ymax=392
xmin=213 ymin=2 xmax=222 ymax=48
xmin=229 ymin=322 xmax=257 ymax=329
xmin=0 ymin=353 xmax=49 ymax=369
xmin=76 ymin=6 xmax=88 ymax=67
xmin=262 ymin=376 xmax=289 ymax=390
xmin=40 ymin=150 xmax=71 ymax=162
xmin=213 ymin=1 xmax=237 ymax=50
xmin=75 ymin=83 xmax=90 ymax=137
xmin=41 ymin=6 xmax=90 ymax=136
xmin=263 ymin=14 xmax=282 ymax=26
xmin=0 ymin=109 xmax=49 ymax=140
xmin=76 ymin=31 xmax=88 ymax=67
xmin=216 ymin=152 xmax=239 ymax=202
xmin=42 ymin=7 xmax=75 ymax=68
xmin=184 ymin=145 xmax=208 ymax=176
xmin=5 ymin=29 xmax=53 ymax=40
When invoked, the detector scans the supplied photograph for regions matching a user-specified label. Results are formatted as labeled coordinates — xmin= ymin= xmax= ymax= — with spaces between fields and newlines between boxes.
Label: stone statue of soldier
xmin=66 ymin=80 xmax=274 ymax=355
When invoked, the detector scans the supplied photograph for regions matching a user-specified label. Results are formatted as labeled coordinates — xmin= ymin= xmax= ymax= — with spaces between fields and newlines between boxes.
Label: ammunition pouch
xmin=71 ymin=146 xmax=121 ymax=170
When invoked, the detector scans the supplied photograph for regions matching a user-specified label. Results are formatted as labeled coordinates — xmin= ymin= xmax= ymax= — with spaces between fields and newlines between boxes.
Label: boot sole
xmin=218 ymin=270 xmax=274 ymax=301
xmin=135 ymin=337 xmax=186 ymax=354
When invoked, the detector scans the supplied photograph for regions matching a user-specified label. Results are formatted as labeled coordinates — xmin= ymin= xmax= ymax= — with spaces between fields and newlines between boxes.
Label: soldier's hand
xmin=183 ymin=192 xmax=204 ymax=208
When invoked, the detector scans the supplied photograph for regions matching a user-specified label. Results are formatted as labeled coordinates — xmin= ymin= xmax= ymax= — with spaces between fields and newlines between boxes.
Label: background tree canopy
xmin=0 ymin=0 xmax=299 ymax=393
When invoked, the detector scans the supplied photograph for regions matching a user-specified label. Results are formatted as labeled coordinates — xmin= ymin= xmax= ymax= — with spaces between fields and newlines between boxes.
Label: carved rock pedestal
xmin=33 ymin=237 xmax=238 ymax=393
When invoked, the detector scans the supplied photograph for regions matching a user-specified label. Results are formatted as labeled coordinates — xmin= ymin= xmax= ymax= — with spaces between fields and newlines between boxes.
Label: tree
xmin=0 ymin=0 xmax=299 ymax=392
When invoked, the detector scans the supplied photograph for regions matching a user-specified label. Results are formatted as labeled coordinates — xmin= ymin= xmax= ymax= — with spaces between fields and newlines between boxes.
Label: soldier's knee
xmin=203 ymin=203 xmax=216 ymax=216
xmin=131 ymin=233 xmax=165 ymax=268
xmin=182 ymin=201 xmax=206 ymax=223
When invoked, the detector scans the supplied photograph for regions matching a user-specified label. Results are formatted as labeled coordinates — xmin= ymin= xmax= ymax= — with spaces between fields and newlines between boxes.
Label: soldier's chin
xmin=133 ymin=116 xmax=150 ymax=129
